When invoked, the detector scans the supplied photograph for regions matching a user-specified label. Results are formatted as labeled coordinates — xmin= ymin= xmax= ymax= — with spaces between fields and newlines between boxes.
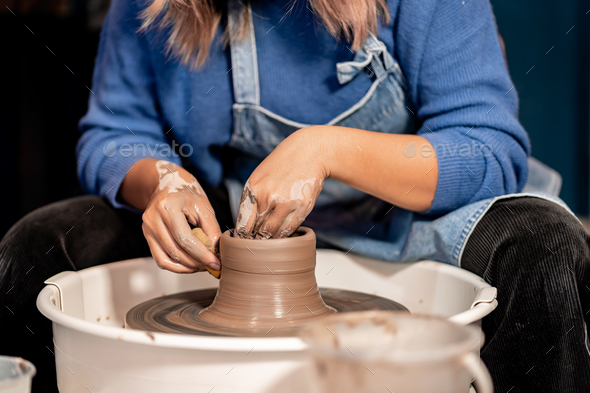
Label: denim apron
xmin=223 ymin=3 xmax=575 ymax=267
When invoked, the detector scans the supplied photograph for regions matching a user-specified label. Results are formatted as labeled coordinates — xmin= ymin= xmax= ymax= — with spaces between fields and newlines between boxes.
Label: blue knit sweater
xmin=77 ymin=0 xmax=529 ymax=215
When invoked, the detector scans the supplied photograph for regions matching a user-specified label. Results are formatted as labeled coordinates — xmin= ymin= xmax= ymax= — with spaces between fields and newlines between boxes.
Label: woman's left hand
xmin=236 ymin=128 xmax=326 ymax=239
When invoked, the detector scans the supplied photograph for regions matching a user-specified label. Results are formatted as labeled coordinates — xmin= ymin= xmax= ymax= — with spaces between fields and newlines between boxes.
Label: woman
xmin=1 ymin=0 xmax=589 ymax=391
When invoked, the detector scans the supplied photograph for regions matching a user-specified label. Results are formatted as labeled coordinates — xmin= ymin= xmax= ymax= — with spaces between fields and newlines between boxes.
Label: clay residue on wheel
xmin=125 ymin=288 xmax=407 ymax=337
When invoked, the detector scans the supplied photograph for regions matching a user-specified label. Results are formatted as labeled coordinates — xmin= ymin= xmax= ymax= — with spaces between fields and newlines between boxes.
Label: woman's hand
xmin=121 ymin=159 xmax=221 ymax=273
xmin=234 ymin=125 xmax=438 ymax=240
xmin=236 ymin=129 xmax=327 ymax=239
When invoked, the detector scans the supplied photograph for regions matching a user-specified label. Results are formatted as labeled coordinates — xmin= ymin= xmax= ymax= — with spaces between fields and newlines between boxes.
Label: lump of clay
xmin=199 ymin=227 xmax=336 ymax=329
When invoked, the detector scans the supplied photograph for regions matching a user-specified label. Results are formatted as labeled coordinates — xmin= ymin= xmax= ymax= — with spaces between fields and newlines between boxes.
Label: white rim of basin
xmin=37 ymin=257 xmax=496 ymax=353
xmin=37 ymin=284 xmax=307 ymax=352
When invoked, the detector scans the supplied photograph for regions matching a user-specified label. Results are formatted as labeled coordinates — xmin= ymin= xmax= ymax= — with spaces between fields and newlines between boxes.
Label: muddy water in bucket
xmin=300 ymin=311 xmax=494 ymax=393
xmin=126 ymin=228 xmax=408 ymax=336
xmin=0 ymin=356 xmax=35 ymax=393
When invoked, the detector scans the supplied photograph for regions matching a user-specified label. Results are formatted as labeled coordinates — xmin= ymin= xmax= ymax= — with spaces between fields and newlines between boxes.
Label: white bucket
xmin=301 ymin=311 xmax=493 ymax=393
xmin=0 ymin=356 xmax=36 ymax=393
xmin=37 ymin=250 xmax=497 ymax=393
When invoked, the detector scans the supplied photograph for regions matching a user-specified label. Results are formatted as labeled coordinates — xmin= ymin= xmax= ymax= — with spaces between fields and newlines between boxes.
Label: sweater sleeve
xmin=395 ymin=0 xmax=530 ymax=215
xmin=76 ymin=0 xmax=181 ymax=209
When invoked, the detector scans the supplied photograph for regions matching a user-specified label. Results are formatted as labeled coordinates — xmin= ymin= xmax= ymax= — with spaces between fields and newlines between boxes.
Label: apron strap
xmin=336 ymin=33 xmax=396 ymax=84
xmin=228 ymin=2 xmax=260 ymax=106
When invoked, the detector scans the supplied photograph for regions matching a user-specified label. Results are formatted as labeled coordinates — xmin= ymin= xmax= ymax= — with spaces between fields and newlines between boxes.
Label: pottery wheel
xmin=125 ymin=288 xmax=408 ymax=337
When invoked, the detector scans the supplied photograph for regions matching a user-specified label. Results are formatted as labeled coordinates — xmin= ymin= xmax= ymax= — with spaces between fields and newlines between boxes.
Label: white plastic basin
xmin=37 ymin=250 xmax=497 ymax=393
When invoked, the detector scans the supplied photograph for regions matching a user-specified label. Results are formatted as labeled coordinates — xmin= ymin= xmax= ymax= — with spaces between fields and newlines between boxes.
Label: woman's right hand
xmin=121 ymin=159 xmax=221 ymax=274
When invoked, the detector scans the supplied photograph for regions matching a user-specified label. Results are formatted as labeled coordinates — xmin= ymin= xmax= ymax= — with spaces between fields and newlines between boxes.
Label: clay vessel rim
xmin=222 ymin=226 xmax=313 ymax=244
xmin=219 ymin=226 xmax=315 ymax=274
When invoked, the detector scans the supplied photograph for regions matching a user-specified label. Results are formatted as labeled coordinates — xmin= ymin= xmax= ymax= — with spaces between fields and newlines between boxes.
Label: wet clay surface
xmin=199 ymin=227 xmax=336 ymax=329
xmin=126 ymin=227 xmax=408 ymax=336
xmin=125 ymin=288 xmax=407 ymax=336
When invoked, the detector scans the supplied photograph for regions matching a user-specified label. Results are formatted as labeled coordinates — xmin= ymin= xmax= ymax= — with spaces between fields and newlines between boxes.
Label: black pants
xmin=1 ymin=195 xmax=589 ymax=392
xmin=461 ymin=197 xmax=590 ymax=392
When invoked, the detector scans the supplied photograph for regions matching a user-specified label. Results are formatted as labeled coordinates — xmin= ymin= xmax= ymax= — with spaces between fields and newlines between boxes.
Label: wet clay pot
xmin=199 ymin=227 xmax=336 ymax=329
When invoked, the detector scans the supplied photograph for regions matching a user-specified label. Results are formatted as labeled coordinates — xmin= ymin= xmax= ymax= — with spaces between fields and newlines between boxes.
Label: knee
xmin=0 ymin=195 xmax=106 ymax=251
xmin=495 ymin=197 xmax=589 ymax=272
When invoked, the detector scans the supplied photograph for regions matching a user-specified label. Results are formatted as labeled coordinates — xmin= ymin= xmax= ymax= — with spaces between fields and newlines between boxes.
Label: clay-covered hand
xmin=236 ymin=129 xmax=326 ymax=239
xmin=142 ymin=160 xmax=221 ymax=273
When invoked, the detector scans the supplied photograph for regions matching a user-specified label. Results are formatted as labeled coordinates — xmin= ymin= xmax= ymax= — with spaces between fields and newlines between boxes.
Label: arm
xmin=312 ymin=127 xmax=438 ymax=212
xmin=235 ymin=0 xmax=529 ymax=237
xmin=234 ymin=126 xmax=436 ymax=239
xmin=396 ymin=0 xmax=530 ymax=214
xmin=77 ymin=0 xmax=220 ymax=272
xmin=119 ymin=158 xmax=161 ymax=211
xmin=76 ymin=0 xmax=179 ymax=208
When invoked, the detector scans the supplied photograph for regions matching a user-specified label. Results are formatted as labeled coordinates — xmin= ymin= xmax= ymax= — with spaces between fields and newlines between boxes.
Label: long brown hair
xmin=140 ymin=0 xmax=390 ymax=68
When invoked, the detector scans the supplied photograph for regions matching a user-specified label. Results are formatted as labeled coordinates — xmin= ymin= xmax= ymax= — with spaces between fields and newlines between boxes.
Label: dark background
xmin=492 ymin=0 xmax=590 ymax=220
xmin=0 ymin=0 xmax=589 ymax=238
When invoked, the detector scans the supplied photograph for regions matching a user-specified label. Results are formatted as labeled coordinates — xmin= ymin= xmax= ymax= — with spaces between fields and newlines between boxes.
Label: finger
xmin=143 ymin=227 xmax=199 ymax=274
xmin=184 ymin=202 xmax=198 ymax=227
xmin=256 ymin=204 xmax=294 ymax=239
xmin=275 ymin=210 xmax=306 ymax=239
xmin=236 ymin=186 xmax=258 ymax=239
xmin=196 ymin=202 xmax=223 ymax=249
xmin=183 ymin=197 xmax=222 ymax=249
xmin=252 ymin=198 xmax=276 ymax=239
xmin=165 ymin=207 xmax=221 ymax=269
xmin=145 ymin=220 xmax=209 ymax=270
